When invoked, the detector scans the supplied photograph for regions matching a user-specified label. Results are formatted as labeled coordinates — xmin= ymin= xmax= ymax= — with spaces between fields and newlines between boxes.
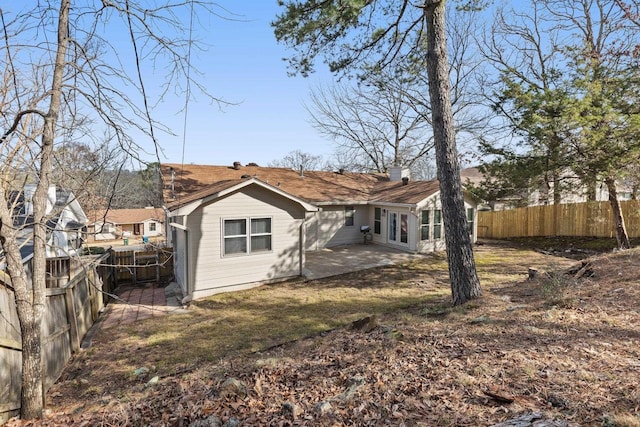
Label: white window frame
xmin=433 ymin=209 xmax=442 ymax=240
xmin=222 ymin=217 xmax=273 ymax=257
xmin=420 ymin=210 xmax=430 ymax=241
xmin=345 ymin=206 xmax=355 ymax=226
xmin=250 ymin=217 xmax=272 ymax=254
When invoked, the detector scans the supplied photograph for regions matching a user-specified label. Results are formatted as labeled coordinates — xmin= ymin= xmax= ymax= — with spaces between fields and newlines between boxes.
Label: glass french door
xmin=388 ymin=211 xmax=409 ymax=245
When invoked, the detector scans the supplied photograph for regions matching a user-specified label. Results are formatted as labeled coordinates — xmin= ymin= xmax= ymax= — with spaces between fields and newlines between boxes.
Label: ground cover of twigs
xmin=8 ymin=242 xmax=640 ymax=426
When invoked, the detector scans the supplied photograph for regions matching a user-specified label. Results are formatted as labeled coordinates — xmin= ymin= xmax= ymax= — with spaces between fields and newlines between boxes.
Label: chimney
xmin=299 ymin=164 xmax=304 ymax=177
xmin=402 ymin=176 xmax=409 ymax=186
xmin=233 ymin=161 xmax=242 ymax=170
xmin=389 ymin=166 xmax=410 ymax=182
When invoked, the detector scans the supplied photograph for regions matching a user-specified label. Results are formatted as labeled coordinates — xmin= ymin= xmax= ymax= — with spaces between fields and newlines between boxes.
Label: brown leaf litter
xmin=7 ymin=244 xmax=640 ymax=426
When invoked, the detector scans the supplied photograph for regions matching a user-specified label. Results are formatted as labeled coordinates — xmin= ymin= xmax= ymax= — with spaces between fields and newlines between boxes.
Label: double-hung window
xmin=433 ymin=209 xmax=442 ymax=239
xmin=223 ymin=217 xmax=272 ymax=256
xmin=250 ymin=218 xmax=272 ymax=252
xmin=420 ymin=210 xmax=430 ymax=240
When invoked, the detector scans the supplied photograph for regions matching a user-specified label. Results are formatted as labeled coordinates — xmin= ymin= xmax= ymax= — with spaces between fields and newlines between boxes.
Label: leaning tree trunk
xmin=605 ymin=176 xmax=630 ymax=250
xmin=424 ymin=0 xmax=481 ymax=305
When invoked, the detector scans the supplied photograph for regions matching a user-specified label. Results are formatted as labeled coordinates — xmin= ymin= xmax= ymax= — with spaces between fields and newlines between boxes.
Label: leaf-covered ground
xmin=8 ymin=242 xmax=640 ymax=426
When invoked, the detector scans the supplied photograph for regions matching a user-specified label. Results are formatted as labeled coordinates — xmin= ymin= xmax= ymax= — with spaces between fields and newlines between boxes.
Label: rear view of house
xmin=162 ymin=163 xmax=478 ymax=301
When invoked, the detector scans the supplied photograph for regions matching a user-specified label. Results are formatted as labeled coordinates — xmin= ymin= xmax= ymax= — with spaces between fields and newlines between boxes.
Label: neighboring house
xmin=86 ymin=207 xmax=164 ymax=241
xmin=162 ymin=163 xmax=478 ymax=301
xmin=8 ymin=184 xmax=88 ymax=259
xmin=461 ymin=166 xmax=635 ymax=210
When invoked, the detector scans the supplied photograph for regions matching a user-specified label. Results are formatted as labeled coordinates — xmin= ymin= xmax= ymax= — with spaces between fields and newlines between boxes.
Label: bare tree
xmin=0 ymin=1 xmax=223 ymax=418
xmin=268 ymin=149 xmax=326 ymax=171
xmin=307 ymin=75 xmax=432 ymax=174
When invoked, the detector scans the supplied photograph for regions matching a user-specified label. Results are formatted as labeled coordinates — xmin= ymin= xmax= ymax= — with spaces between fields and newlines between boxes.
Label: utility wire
xmin=178 ymin=0 xmax=196 ymax=202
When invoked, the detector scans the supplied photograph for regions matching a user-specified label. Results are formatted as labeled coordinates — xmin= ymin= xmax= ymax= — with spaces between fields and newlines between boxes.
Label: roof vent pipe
xmin=233 ymin=161 xmax=242 ymax=170
xmin=402 ymin=176 xmax=409 ymax=186
xmin=170 ymin=167 xmax=175 ymax=198
xmin=299 ymin=164 xmax=304 ymax=177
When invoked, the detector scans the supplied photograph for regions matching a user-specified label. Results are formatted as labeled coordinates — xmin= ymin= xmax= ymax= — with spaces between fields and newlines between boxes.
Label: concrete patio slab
xmin=303 ymin=244 xmax=427 ymax=280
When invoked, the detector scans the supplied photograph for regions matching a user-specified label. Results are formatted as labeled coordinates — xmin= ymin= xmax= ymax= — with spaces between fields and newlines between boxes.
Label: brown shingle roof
xmin=161 ymin=163 xmax=441 ymax=207
xmin=369 ymin=180 xmax=440 ymax=205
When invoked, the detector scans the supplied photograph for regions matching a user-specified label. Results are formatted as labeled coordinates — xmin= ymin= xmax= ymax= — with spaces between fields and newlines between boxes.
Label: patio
xmin=303 ymin=243 xmax=427 ymax=280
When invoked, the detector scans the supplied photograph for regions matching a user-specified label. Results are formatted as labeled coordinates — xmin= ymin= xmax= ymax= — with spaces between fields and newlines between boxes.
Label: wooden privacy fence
xmin=0 ymin=252 xmax=111 ymax=423
xmin=110 ymin=247 xmax=173 ymax=285
xmin=478 ymin=200 xmax=640 ymax=239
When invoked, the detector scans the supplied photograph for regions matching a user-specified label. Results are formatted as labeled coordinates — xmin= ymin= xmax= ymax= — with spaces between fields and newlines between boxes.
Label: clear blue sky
xmin=147 ymin=1 xmax=336 ymax=168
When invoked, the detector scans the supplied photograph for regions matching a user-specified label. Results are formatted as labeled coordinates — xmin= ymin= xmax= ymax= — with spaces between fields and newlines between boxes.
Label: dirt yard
xmin=7 ymin=241 xmax=640 ymax=426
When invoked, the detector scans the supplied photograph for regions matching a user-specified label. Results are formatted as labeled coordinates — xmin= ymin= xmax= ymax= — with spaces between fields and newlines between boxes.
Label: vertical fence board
xmin=111 ymin=248 xmax=173 ymax=285
xmin=74 ymin=277 xmax=93 ymax=340
xmin=0 ymin=285 xmax=21 ymax=418
xmin=478 ymin=200 xmax=640 ymax=239
xmin=42 ymin=290 xmax=71 ymax=391
xmin=0 ymin=251 xmax=113 ymax=423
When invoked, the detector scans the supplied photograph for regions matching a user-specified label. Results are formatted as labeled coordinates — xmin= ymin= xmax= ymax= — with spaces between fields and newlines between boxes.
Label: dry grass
xmin=12 ymin=243 xmax=640 ymax=426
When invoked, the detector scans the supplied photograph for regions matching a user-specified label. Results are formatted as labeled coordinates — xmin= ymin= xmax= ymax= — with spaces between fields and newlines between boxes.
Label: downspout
xmin=166 ymin=207 xmax=191 ymax=302
xmin=183 ymin=229 xmax=190 ymax=303
xmin=300 ymin=218 xmax=306 ymax=276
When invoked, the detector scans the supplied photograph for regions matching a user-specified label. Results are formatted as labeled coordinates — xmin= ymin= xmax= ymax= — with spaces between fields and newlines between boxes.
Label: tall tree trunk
xmin=11 ymin=0 xmax=70 ymax=419
xmin=424 ymin=0 xmax=481 ymax=305
xmin=552 ymin=171 xmax=561 ymax=205
xmin=585 ymin=177 xmax=597 ymax=202
xmin=605 ymin=176 xmax=630 ymax=249
xmin=0 ymin=215 xmax=44 ymax=419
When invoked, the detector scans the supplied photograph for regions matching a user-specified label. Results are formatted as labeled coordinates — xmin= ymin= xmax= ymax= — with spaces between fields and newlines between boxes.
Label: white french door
xmin=388 ymin=211 xmax=409 ymax=246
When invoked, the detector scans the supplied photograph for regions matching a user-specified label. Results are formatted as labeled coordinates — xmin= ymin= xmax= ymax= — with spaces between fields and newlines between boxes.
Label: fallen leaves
xmin=7 ymin=244 xmax=640 ymax=426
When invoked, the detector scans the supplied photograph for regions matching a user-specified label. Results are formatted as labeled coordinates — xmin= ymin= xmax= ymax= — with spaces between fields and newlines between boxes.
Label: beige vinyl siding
xmin=304 ymin=211 xmax=319 ymax=251
xmin=312 ymin=205 xmax=368 ymax=249
xmin=185 ymin=186 xmax=305 ymax=299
